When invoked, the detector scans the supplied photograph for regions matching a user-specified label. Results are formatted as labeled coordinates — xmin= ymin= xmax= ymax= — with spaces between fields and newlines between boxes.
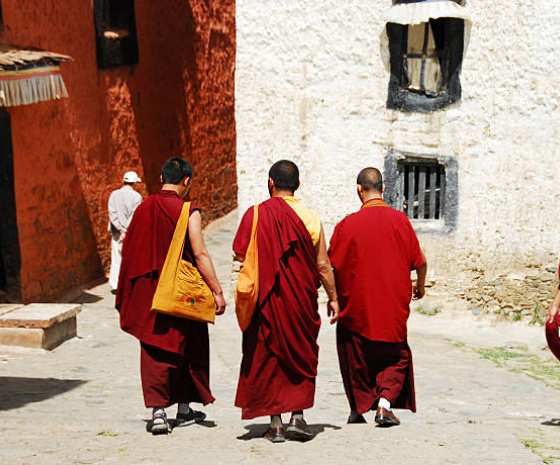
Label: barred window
xmin=384 ymin=150 xmax=458 ymax=233
xmin=400 ymin=161 xmax=445 ymax=220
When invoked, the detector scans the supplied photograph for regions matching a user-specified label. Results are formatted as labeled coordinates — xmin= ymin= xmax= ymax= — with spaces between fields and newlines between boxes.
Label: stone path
xmin=1 ymin=210 xmax=560 ymax=464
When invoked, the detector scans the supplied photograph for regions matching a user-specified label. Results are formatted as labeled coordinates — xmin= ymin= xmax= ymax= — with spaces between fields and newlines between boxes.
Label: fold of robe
xmin=116 ymin=190 xmax=214 ymax=406
xmin=234 ymin=197 xmax=321 ymax=419
xmin=545 ymin=263 xmax=560 ymax=363
xmin=546 ymin=315 xmax=560 ymax=363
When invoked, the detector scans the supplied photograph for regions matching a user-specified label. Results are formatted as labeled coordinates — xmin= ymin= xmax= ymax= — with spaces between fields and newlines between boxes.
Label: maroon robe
xmin=328 ymin=199 xmax=424 ymax=413
xmin=545 ymin=263 xmax=560 ymax=362
xmin=233 ymin=197 xmax=321 ymax=419
xmin=116 ymin=190 xmax=215 ymax=408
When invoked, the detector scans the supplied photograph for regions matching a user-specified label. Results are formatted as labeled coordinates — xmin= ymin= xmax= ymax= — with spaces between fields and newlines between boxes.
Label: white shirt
xmin=108 ymin=185 xmax=142 ymax=234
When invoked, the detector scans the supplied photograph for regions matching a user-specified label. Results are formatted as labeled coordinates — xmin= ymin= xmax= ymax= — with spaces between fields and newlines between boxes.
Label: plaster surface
xmin=235 ymin=1 xmax=560 ymax=277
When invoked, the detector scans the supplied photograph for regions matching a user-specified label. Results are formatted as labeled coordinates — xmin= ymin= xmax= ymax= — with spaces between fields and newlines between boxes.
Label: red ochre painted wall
xmin=1 ymin=0 xmax=237 ymax=302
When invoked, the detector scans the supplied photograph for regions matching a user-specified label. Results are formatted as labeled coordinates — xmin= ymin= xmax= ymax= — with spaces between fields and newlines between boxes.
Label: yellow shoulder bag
xmin=235 ymin=205 xmax=259 ymax=331
xmin=151 ymin=202 xmax=216 ymax=323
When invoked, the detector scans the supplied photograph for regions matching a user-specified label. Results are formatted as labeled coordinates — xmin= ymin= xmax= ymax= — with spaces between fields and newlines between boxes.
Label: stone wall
xmin=236 ymin=1 xmax=560 ymax=277
xmin=2 ymin=0 xmax=236 ymax=302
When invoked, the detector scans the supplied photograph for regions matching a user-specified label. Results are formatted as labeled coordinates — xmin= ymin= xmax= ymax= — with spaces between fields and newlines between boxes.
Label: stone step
xmin=0 ymin=303 xmax=81 ymax=350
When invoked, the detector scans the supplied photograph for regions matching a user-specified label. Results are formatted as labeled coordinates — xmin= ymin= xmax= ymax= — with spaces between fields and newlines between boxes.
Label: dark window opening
xmin=0 ymin=110 xmax=22 ymax=302
xmin=94 ymin=0 xmax=139 ymax=68
xmin=387 ymin=17 xmax=464 ymax=112
xmin=0 ymin=2 xmax=4 ymax=27
xmin=384 ymin=150 xmax=458 ymax=233
xmin=402 ymin=162 xmax=445 ymax=220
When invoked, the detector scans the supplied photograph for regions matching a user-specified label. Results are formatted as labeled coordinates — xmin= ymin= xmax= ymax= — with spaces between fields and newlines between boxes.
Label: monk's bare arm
xmin=315 ymin=226 xmax=339 ymax=324
xmin=188 ymin=211 xmax=226 ymax=315
xmin=413 ymin=252 xmax=427 ymax=301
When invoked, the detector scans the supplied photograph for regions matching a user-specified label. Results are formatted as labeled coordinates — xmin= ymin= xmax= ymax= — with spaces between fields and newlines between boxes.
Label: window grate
xmin=399 ymin=162 xmax=445 ymax=220
xmin=384 ymin=150 xmax=458 ymax=233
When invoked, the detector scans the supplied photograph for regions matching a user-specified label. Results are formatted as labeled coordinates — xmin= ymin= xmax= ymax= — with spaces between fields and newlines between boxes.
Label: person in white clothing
xmin=108 ymin=171 xmax=143 ymax=293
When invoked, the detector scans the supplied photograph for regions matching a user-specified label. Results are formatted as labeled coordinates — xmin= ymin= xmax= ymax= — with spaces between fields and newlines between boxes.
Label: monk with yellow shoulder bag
xmin=151 ymin=202 xmax=216 ymax=324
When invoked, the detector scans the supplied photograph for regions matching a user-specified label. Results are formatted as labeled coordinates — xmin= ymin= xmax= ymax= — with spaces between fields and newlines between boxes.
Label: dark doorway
xmin=0 ymin=110 xmax=21 ymax=302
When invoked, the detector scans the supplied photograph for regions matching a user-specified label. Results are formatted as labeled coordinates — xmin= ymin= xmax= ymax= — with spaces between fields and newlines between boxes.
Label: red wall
xmin=1 ymin=0 xmax=237 ymax=302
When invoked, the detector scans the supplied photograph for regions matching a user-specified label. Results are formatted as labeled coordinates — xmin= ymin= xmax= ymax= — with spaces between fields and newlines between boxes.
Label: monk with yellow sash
xmin=233 ymin=160 xmax=339 ymax=443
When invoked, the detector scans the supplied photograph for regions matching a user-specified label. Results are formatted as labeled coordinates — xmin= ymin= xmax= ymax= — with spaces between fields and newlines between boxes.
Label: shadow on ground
xmin=0 ymin=377 xmax=86 ymax=411
xmin=542 ymin=418 xmax=560 ymax=426
xmin=72 ymin=292 xmax=103 ymax=304
xmin=237 ymin=423 xmax=341 ymax=441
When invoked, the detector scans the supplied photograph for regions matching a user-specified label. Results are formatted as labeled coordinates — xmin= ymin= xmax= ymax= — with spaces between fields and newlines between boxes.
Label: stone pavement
xmin=1 ymin=210 xmax=560 ymax=464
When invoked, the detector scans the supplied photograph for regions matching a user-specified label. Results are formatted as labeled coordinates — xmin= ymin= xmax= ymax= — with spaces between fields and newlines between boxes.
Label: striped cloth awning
xmin=385 ymin=0 xmax=471 ymax=25
xmin=0 ymin=47 xmax=72 ymax=107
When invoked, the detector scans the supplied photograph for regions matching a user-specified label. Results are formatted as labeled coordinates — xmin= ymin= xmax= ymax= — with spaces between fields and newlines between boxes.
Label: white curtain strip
xmin=0 ymin=73 xmax=69 ymax=107
xmin=384 ymin=1 xmax=471 ymax=25
xmin=379 ymin=1 xmax=472 ymax=72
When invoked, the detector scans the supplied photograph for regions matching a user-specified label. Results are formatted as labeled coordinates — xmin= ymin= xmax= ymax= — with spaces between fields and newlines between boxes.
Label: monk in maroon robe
xmin=116 ymin=157 xmax=226 ymax=435
xmin=233 ymin=160 xmax=339 ymax=443
xmin=546 ymin=263 xmax=560 ymax=362
xmin=328 ymin=167 xmax=427 ymax=427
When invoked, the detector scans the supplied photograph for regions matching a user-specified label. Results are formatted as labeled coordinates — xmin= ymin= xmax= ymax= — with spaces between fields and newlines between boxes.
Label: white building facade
xmin=235 ymin=0 xmax=560 ymax=277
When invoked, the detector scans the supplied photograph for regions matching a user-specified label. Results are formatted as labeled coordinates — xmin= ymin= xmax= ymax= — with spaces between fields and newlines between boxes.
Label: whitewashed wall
xmin=235 ymin=1 xmax=560 ymax=276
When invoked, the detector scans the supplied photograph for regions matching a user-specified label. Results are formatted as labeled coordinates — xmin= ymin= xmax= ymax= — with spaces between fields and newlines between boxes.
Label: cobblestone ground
xmin=1 ymin=210 xmax=560 ymax=464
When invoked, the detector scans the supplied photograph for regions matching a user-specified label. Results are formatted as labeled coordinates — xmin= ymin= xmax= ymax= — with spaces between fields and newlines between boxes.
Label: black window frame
xmin=386 ymin=17 xmax=465 ymax=113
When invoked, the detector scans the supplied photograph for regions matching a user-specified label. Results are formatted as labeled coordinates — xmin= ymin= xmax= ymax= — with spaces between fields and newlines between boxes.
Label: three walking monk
xmin=328 ymin=167 xmax=427 ymax=427
xmin=233 ymin=160 xmax=340 ymax=442
xmin=116 ymin=157 xmax=226 ymax=435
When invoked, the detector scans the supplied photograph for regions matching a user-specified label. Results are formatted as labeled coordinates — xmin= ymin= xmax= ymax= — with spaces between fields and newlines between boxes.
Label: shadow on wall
xmin=0 ymin=376 xmax=87 ymax=411
xmin=127 ymin=0 xmax=237 ymax=222
xmin=128 ymin=0 xmax=198 ymax=196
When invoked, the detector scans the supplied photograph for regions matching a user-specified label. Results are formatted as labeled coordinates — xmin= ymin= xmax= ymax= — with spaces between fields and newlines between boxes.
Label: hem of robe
xmin=141 ymin=343 xmax=215 ymax=408
xmin=337 ymin=323 xmax=416 ymax=414
xmin=235 ymin=312 xmax=316 ymax=420
xmin=235 ymin=370 xmax=315 ymax=420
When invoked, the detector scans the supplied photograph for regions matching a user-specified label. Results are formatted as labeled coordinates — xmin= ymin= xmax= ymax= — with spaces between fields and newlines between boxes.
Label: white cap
xmin=123 ymin=171 xmax=141 ymax=183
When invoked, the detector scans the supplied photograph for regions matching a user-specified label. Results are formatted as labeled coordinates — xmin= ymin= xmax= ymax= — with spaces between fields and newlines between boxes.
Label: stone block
xmin=0 ymin=304 xmax=81 ymax=350
xmin=0 ymin=304 xmax=23 ymax=317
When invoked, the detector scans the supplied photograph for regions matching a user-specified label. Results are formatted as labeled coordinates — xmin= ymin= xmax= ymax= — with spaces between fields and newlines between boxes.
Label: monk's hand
xmin=548 ymin=304 xmax=559 ymax=324
xmin=412 ymin=283 xmax=425 ymax=301
xmin=328 ymin=299 xmax=340 ymax=325
xmin=214 ymin=292 xmax=226 ymax=315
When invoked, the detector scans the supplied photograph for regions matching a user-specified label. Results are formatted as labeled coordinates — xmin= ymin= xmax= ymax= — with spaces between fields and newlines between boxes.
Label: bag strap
xmin=251 ymin=204 xmax=258 ymax=237
xmin=165 ymin=202 xmax=191 ymax=265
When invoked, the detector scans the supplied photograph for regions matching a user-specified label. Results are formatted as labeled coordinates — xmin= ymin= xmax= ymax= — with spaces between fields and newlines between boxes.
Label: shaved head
xmin=357 ymin=167 xmax=383 ymax=193
xmin=269 ymin=160 xmax=299 ymax=192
